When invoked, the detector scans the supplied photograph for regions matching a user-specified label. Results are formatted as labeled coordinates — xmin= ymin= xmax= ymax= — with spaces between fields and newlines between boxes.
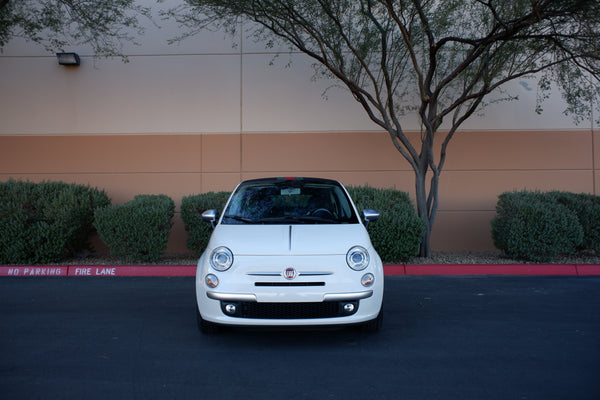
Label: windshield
xmin=222 ymin=179 xmax=359 ymax=225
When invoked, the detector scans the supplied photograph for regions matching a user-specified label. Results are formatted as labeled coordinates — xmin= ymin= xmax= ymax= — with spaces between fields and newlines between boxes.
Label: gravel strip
xmin=405 ymin=250 xmax=600 ymax=265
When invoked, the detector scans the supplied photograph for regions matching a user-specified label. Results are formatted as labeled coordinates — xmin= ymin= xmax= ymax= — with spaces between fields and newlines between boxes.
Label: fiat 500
xmin=195 ymin=177 xmax=383 ymax=333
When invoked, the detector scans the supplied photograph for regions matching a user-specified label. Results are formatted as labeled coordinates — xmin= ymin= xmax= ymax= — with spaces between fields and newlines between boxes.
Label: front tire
xmin=361 ymin=307 xmax=383 ymax=333
xmin=196 ymin=304 xmax=220 ymax=334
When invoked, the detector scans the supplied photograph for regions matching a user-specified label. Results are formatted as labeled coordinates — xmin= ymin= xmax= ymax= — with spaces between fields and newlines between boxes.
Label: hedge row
xmin=0 ymin=180 xmax=423 ymax=264
xmin=181 ymin=185 xmax=424 ymax=263
xmin=8 ymin=180 xmax=598 ymax=265
xmin=492 ymin=190 xmax=600 ymax=262
xmin=0 ymin=180 xmax=177 ymax=264
xmin=0 ymin=179 xmax=110 ymax=264
xmin=94 ymin=195 xmax=175 ymax=263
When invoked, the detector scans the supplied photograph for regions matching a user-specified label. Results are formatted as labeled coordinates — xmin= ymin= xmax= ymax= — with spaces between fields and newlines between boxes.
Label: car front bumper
xmin=197 ymin=291 xmax=382 ymax=327
xmin=196 ymin=271 xmax=383 ymax=327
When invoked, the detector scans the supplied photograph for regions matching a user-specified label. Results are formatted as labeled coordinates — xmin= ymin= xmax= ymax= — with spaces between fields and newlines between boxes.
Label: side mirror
xmin=202 ymin=209 xmax=219 ymax=229
xmin=362 ymin=209 xmax=379 ymax=228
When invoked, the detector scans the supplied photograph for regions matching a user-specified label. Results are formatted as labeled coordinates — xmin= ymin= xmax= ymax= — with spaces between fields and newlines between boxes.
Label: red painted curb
xmin=576 ymin=264 xmax=600 ymax=276
xmin=0 ymin=266 xmax=69 ymax=277
xmin=1 ymin=264 xmax=600 ymax=277
xmin=403 ymin=264 xmax=578 ymax=276
xmin=383 ymin=265 xmax=406 ymax=276
xmin=0 ymin=265 xmax=196 ymax=277
xmin=67 ymin=265 xmax=197 ymax=277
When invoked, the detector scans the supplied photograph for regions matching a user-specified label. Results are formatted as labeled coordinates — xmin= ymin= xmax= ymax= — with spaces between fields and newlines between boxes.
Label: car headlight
xmin=210 ymin=246 xmax=234 ymax=271
xmin=346 ymin=246 xmax=369 ymax=271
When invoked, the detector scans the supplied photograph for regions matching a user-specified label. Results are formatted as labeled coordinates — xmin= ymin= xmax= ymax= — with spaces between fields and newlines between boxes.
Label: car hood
xmin=209 ymin=224 xmax=372 ymax=256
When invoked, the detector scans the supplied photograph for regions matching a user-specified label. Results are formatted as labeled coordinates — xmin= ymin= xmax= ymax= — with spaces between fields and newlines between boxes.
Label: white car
xmin=195 ymin=177 xmax=384 ymax=333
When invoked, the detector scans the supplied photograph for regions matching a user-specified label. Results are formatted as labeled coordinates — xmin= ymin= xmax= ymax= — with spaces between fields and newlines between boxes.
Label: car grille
xmin=254 ymin=282 xmax=325 ymax=287
xmin=220 ymin=300 xmax=358 ymax=319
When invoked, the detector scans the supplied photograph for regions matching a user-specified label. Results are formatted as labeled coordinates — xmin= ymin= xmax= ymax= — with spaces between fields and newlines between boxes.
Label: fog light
xmin=224 ymin=303 xmax=237 ymax=315
xmin=361 ymin=273 xmax=375 ymax=287
xmin=205 ymin=274 xmax=219 ymax=288
xmin=343 ymin=303 xmax=355 ymax=313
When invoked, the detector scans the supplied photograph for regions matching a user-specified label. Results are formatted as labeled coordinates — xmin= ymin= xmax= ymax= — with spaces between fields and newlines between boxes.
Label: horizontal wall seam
xmin=0 ymin=172 xmax=207 ymax=175
xmin=238 ymin=168 xmax=596 ymax=173
xmin=0 ymin=128 xmax=591 ymax=137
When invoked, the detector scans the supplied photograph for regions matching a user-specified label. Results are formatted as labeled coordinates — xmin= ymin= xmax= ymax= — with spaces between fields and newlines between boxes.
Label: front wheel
xmin=360 ymin=307 xmax=383 ymax=333
xmin=196 ymin=304 xmax=220 ymax=334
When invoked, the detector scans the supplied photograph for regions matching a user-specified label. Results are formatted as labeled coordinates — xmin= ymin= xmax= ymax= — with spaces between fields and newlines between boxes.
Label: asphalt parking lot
xmin=1 ymin=276 xmax=599 ymax=400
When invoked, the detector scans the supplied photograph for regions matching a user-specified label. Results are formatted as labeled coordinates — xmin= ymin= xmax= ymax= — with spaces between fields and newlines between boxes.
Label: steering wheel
xmin=308 ymin=208 xmax=335 ymax=219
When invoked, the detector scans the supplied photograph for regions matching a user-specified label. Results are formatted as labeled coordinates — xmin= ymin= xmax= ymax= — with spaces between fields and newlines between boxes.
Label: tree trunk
xmin=414 ymin=167 xmax=433 ymax=258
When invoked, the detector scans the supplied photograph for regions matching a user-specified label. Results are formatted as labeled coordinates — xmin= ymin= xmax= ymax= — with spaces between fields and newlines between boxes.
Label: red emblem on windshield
xmin=284 ymin=267 xmax=297 ymax=280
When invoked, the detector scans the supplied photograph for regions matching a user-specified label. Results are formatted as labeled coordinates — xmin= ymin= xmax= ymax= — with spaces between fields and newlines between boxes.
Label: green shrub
xmin=181 ymin=191 xmax=231 ymax=254
xmin=347 ymin=186 xmax=425 ymax=263
xmin=0 ymin=179 xmax=110 ymax=264
xmin=546 ymin=191 xmax=600 ymax=253
xmin=94 ymin=194 xmax=175 ymax=262
xmin=491 ymin=191 xmax=584 ymax=262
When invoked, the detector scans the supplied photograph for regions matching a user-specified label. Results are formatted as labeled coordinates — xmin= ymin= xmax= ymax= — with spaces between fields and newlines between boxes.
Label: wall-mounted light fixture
xmin=56 ymin=52 xmax=81 ymax=66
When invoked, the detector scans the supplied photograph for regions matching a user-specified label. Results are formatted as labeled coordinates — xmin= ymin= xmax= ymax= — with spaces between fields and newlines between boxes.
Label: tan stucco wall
xmin=1 ymin=130 xmax=597 ymax=252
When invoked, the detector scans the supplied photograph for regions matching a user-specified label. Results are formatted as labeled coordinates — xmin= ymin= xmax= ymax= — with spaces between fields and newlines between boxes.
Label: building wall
xmin=1 ymin=129 xmax=596 ymax=252
xmin=0 ymin=4 xmax=597 ymax=253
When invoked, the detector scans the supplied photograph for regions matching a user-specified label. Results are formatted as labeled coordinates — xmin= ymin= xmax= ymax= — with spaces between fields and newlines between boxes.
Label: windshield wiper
xmin=222 ymin=215 xmax=258 ymax=224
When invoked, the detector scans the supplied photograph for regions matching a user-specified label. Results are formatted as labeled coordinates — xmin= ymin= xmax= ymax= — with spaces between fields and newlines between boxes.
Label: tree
xmin=167 ymin=0 xmax=600 ymax=257
xmin=0 ymin=0 xmax=151 ymax=59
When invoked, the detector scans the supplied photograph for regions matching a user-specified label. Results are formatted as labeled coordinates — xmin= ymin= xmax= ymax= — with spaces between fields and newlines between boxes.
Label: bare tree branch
xmin=168 ymin=0 xmax=600 ymax=256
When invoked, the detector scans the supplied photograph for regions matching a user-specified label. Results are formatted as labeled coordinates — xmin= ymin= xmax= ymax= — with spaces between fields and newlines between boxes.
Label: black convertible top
xmin=238 ymin=177 xmax=342 ymax=187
